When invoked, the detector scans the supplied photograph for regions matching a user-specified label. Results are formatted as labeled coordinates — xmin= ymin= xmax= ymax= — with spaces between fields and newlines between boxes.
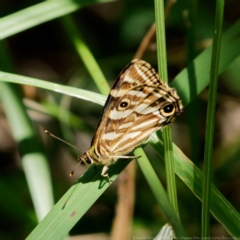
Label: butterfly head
xmin=78 ymin=152 xmax=93 ymax=165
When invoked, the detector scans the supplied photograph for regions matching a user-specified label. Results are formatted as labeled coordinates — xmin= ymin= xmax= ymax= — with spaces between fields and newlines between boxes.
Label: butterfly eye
xmin=118 ymin=99 xmax=131 ymax=110
xmin=160 ymin=103 xmax=175 ymax=117
xmin=85 ymin=156 xmax=92 ymax=164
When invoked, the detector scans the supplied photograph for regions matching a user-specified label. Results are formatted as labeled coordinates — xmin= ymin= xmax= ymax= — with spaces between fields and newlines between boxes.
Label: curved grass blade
xmin=0 ymin=71 xmax=106 ymax=105
xmin=149 ymin=133 xmax=240 ymax=237
xmin=26 ymin=160 xmax=131 ymax=240
xmin=134 ymin=148 xmax=185 ymax=236
xmin=0 ymin=0 xmax=115 ymax=40
xmin=0 ymin=41 xmax=55 ymax=222
xmin=172 ymin=19 xmax=240 ymax=106
xmin=154 ymin=0 xmax=179 ymax=215
xmin=202 ymin=0 xmax=225 ymax=237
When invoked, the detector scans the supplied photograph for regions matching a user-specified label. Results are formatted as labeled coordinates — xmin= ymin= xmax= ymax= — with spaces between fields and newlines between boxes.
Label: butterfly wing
xmin=92 ymin=59 xmax=182 ymax=158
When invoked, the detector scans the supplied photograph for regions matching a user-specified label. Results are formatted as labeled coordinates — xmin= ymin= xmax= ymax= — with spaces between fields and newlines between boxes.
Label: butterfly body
xmin=79 ymin=59 xmax=183 ymax=181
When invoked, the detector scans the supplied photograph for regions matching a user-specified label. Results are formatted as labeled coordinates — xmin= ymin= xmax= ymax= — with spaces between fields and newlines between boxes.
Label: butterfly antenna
xmin=45 ymin=130 xmax=81 ymax=153
xmin=45 ymin=130 xmax=83 ymax=177
xmin=69 ymin=158 xmax=82 ymax=177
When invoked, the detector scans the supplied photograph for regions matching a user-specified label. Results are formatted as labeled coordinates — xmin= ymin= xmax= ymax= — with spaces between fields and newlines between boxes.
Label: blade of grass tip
xmin=61 ymin=15 xmax=110 ymax=96
xmin=171 ymin=19 xmax=240 ymax=107
xmin=154 ymin=0 xmax=179 ymax=215
xmin=149 ymin=133 xmax=240 ymax=237
xmin=26 ymin=159 xmax=133 ymax=240
xmin=0 ymin=71 xmax=106 ymax=105
xmin=134 ymin=147 xmax=185 ymax=237
xmin=202 ymin=0 xmax=225 ymax=237
xmin=0 ymin=0 xmax=116 ymax=40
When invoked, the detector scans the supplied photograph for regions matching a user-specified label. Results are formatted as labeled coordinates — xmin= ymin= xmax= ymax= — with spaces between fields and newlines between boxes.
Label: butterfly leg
xmin=100 ymin=156 xmax=141 ymax=184
xmin=101 ymin=165 xmax=111 ymax=184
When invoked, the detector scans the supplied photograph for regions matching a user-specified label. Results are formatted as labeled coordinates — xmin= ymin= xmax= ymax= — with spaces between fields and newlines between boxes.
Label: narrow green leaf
xmin=0 ymin=42 xmax=54 ymax=222
xmin=0 ymin=71 xmax=106 ymax=105
xmin=0 ymin=83 xmax=54 ymax=221
xmin=172 ymin=19 xmax=240 ymax=106
xmin=27 ymin=160 xmax=131 ymax=240
xmin=135 ymin=148 xmax=185 ymax=236
xmin=61 ymin=16 xmax=110 ymax=95
xmin=154 ymin=0 xmax=179 ymax=215
xmin=149 ymin=133 xmax=240 ymax=237
xmin=0 ymin=0 xmax=115 ymax=39
xmin=202 ymin=0 xmax=225 ymax=237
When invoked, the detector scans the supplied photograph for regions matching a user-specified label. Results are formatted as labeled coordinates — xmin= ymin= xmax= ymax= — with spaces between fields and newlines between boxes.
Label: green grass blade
xmin=149 ymin=133 xmax=240 ymax=237
xmin=202 ymin=0 xmax=225 ymax=237
xmin=61 ymin=16 xmax=110 ymax=95
xmin=172 ymin=19 xmax=240 ymax=106
xmin=162 ymin=127 xmax=178 ymax=212
xmin=0 ymin=0 xmax=115 ymax=40
xmin=154 ymin=0 xmax=168 ymax=79
xmin=26 ymin=160 xmax=131 ymax=240
xmin=0 ymin=71 xmax=106 ymax=105
xmin=134 ymin=148 xmax=185 ymax=236
xmin=0 ymin=42 xmax=54 ymax=221
xmin=154 ymin=0 xmax=179 ymax=216
xmin=0 ymin=83 xmax=54 ymax=221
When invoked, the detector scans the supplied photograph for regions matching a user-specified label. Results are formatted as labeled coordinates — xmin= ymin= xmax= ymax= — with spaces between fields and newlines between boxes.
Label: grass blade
xmin=0 ymin=0 xmax=115 ymax=39
xmin=135 ymin=148 xmax=185 ymax=236
xmin=154 ymin=0 xmax=179 ymax=215
xmin=26 ymin=160 xmax=131 ymax=239
xmin=0 ymin=82 xmax=54 ymax=221
xmin=61 ymin=16 xmax=110 ymax=95
xmin=0 ymin=42 xmax=54 ymax=221
xmin=149 ymin=133 xmax=240 ymax=237
xmin=202 ymin=0 xmax=225 ymax=237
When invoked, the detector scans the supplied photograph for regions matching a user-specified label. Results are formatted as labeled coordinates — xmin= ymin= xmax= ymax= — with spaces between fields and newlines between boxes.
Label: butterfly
xmin=79 ymin=59 xmax=183 ymax=182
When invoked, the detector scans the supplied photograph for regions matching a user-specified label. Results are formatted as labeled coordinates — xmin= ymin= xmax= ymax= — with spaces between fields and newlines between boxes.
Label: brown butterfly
xmin=78 ymin=59 xmax=183 ymax=182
